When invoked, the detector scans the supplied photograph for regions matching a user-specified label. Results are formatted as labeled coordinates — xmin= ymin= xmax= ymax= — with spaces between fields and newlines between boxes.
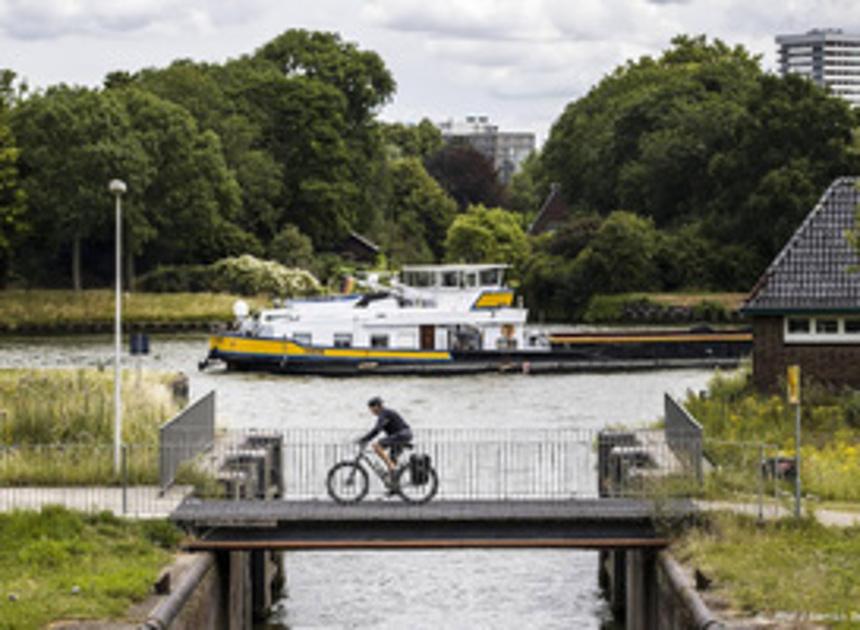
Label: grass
xmin=0 ymin=289 xmax=269 ymax=330
xmin=684 ymin=367 xmax=860 ymax=503
xmin=0 ymin=506 xmax=181 ymax=628
xmin=675 ymin=512 xmax=860 ymax=622
xmin=0 ymin=368 xmax=183 ymax=484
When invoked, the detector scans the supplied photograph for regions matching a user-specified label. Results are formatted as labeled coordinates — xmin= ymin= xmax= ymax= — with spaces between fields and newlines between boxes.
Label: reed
xmin=0 ymin=368 xmax=182 ymax=484
xmin=0 ymin=289 xmax=268 ymax=329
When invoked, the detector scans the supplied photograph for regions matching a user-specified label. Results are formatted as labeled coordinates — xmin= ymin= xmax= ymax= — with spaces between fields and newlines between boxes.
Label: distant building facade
xmin=437 ymin=115 xmax=535 ymax=184
xmin=742 ymin=178 xmax=860 ymax=391
xmin=776 ymin=29 xmax=860 ymax=107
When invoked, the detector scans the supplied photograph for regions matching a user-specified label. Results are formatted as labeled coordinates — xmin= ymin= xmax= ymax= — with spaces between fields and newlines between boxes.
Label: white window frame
xmin=784 ymin=316 xmax=860 ymax=344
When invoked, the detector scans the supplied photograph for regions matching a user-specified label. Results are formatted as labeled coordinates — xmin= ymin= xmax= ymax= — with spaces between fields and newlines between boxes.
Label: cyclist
xmin=358 ymin=396 xmax=413 ymax=475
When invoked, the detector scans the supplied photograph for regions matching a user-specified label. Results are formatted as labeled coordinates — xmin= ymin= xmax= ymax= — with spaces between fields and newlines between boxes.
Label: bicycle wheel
xmin=326 ymin=461 xmax=369 ymax=504
xmin=394 ymin=462 xmax=439 ymax=504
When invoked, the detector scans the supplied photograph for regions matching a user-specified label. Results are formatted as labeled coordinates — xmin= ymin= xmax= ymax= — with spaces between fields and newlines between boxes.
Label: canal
xmin=0 ymin=334 xmax=716 ymax=629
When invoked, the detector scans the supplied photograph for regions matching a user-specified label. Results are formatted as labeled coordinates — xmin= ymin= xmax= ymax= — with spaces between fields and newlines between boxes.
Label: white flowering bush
xmin=209 ymin=255 xmax=322 ymax=297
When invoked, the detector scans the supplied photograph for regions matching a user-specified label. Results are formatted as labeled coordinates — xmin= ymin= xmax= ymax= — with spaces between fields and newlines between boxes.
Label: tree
xmin=384 ymin=157 xmax=456 ymax=262
xmin=576 ymin=211 xmax=660 ymax=295
xmin=0 ymin=70 xmax=27 ymax=285
xmin=382 ymin=119 xmax=443 ymax=159
xmin=12 ymin=85 xmax=145 ymax=289
xmin=425 ymin=144 xmax=506 ymax=211
xmin=444 ymin=204 xmax=530 ymax=270
xmin=269 ymin=223 xmax=314 ymax=268
xmin=537 ymin=34 xmax=859 ymax=289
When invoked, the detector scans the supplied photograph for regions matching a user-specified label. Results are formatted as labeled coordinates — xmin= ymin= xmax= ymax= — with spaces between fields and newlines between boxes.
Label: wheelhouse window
xmin=333 ymin=333 xmax=353 ymax=348
xmin=845 ymin=319 xmax=860 ymax=334
xmin=442 ymin=271 xmax=460 ymax=288
xmin=479 ymin=268 xmax=502 ymax=287
xmin=370 ymin=334 xmax=389 ymax=348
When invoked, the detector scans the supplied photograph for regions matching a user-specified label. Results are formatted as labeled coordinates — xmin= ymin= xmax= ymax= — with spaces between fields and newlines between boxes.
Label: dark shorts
xmin=379 ymin=429 xmax=412 ymax=448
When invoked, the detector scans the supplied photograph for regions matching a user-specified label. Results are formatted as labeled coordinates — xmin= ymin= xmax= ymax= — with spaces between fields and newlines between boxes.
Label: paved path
xmin=696 ymin=499 xmax=860 ymax=527
xmin=0 ymin=485 xmax=192 ymax=518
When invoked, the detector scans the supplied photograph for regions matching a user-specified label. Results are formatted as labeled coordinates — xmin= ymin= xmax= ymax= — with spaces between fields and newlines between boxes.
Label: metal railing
xmin=159 ymin=390 xmax=215 ymax=491
xmin=0 ymin=443 xmax=187 ymax=517
xmin=664 ymin=393 xmax=704 ymax=484
xmin=0 ymin=428 xmax=794 ymax=516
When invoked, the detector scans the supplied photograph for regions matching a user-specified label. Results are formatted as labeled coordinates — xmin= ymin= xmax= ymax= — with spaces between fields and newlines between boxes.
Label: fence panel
xmin=159 ymin=390 xmax=215 ymax=491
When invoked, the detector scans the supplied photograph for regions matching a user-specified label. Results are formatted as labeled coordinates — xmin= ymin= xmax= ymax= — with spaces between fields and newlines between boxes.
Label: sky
xmin=2 ymin=0 xmax=858 ymax=144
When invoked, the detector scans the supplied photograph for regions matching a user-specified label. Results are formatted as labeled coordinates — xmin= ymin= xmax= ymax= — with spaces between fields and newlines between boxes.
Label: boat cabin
xmin=243 ymin=264 xmax=528 ymax=353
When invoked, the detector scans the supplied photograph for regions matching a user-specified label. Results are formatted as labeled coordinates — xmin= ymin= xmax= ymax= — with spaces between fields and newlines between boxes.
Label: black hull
xmin=209 ymin=338 xmax=751 ymax=377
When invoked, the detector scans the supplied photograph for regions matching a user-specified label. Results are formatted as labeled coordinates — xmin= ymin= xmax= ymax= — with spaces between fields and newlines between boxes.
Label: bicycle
xmin=326 ymin=442 xmax=439 ymax=504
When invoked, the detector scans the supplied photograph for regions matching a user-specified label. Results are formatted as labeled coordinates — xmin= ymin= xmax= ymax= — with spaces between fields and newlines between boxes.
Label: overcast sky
xmin=2 ymin=1 xmax=858 ymax=143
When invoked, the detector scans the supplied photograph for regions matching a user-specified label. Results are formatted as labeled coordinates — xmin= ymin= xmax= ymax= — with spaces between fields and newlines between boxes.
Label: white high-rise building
xmin=437 ymin=115 xmax=535 ymax=185
xmin=776 ymin=29 xmax=860 ymax=108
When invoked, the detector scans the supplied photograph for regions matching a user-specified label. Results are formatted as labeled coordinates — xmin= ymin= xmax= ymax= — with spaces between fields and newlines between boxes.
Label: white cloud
xmin=0 ymin=0 xmax=268 ymax=40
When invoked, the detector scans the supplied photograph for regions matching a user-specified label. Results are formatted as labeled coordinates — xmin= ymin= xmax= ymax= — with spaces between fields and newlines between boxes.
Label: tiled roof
xmin=743 ymin=177 xmax=860 ymax=313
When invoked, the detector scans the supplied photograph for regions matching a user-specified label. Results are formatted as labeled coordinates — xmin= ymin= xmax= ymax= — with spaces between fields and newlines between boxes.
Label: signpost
xmin=787 ymin=365 xmax=801 ymax=518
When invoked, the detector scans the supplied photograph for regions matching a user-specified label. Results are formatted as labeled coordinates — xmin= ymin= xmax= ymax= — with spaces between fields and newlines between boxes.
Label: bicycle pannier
xmin=409 ymin=454 xmax=431 ymax=485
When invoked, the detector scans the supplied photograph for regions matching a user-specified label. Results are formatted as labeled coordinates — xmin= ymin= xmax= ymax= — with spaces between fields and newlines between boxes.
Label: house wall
xmin=752 ymin=316 xmax=860 ymax=391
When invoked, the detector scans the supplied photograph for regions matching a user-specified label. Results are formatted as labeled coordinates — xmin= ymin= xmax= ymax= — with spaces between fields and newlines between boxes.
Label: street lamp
xmin=109 ymin=178 xmax=127 ymax=474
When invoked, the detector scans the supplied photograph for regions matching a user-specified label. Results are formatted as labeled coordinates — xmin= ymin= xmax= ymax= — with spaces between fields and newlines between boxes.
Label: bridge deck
xmin=172 ymin=498 xmax=694 ymax=550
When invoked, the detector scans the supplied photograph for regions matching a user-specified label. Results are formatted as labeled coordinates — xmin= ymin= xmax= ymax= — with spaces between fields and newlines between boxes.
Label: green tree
xmin=385 ymin=157 xmax=457 ymax=262
xmin=0 ymin=70 xmax=27 ymax=285
xmin=269 ymin=223 xmax=314 ymax=268
xmin=444 ymin=204 xmax=530 ymax=269
xmin=577 ymin=211 xmax=660 ymax=294
xmin=11 ymin=86 xmax=144 ymax=289
xmin=538 ymin=34 xmax=858 ymax=289
xmin=382 ymin=119 xmax=443 ymax=159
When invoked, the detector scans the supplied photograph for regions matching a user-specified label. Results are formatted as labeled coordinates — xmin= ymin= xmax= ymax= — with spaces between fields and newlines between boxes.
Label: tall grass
xmin=0 ymin=369 xmax=183 ymax=484
xmin=0 ymin=289 xmax=268 ymax=329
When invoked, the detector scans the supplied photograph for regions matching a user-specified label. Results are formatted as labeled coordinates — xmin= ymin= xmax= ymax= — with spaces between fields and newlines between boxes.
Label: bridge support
xmin=625 ymin=549 xmax=657 ymax=630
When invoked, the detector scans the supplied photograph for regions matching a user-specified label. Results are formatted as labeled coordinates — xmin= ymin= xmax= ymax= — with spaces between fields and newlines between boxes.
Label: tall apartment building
xmin=437 ymin=115 xmax=536 ymax=184
xmin=776 ymin=29 xmax=860 ymax=108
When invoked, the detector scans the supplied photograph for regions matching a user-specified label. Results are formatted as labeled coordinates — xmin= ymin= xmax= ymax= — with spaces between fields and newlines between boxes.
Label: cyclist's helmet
xmin=367 ymin=396 xmax=383 ymax=408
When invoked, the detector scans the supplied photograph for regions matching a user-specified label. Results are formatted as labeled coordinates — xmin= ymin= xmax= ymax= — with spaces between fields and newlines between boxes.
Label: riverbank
xmin=0 ymin=289 xmax=748 ymax=335
xmin=673 ymin=511 xmax=860 ymax=625
xmin=0 ymin=290 xmax=268 ymax=334
xmin=0 ymin=506 xmax=181 ymax=628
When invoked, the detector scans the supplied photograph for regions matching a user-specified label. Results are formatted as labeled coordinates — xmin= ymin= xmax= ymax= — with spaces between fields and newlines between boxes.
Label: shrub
xmin=136 ymin=255 xmax=322 ymax=297
xmin=209 ymin=255 xmax=321 ymax=297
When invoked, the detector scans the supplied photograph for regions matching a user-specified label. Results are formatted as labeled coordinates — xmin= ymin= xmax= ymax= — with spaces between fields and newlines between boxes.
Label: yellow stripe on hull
xmin=210 ymin=335 xmax=451 ymax=362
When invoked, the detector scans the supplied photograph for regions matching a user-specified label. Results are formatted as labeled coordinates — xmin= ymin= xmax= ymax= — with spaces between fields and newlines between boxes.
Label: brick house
xmin=742 ymin=177 xmax=860 ymax=391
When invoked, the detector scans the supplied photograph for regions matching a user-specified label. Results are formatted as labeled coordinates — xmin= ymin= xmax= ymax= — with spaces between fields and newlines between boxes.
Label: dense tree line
xmin=1 ymin=32 xmax=857 ymax=321
xmin=524 ymin=35 xmax=859 ymax=319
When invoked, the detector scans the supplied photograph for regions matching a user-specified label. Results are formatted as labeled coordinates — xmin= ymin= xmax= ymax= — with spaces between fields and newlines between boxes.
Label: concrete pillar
xmin=626 ymin=549 xmax=657 ymax=630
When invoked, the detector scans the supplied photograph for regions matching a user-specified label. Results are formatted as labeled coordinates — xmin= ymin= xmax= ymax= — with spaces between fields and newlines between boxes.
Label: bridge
xmin=168 ymin=410 xmax=705 ymax=552
xmin=171 ymin=497 xmax=693 ymax=551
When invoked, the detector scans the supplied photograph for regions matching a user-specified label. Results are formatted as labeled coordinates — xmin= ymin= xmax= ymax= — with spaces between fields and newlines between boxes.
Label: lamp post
xmin=109 ymin=178 xmax=127 ymax=474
